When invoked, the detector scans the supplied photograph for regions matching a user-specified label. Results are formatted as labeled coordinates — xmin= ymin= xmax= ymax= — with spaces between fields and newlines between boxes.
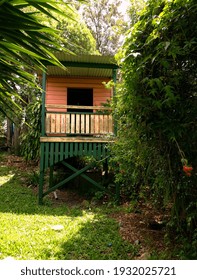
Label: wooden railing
xmin=45 ymin=105 xmax=113 ymax=136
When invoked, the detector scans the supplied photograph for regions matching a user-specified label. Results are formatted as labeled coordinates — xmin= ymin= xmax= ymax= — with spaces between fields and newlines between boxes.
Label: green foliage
xmin=113 ymin=0 xmax=197 ymax=256
xmin=20 ymin=98 xmax=41 ymax=161
xmin=128 ymin=0 xmax=147 ymax=26
xmin=80 ymin=0 xmax=127 ymax=55
xmin=176 ymin=229 xmax=197 ymax=259
xmin=0 ymin=113 xmax=5 ymax=137
xmin=56 ymin=7 xmax=98 ymax=55
xmin=0 ymin=0 xmax=73 ymax=117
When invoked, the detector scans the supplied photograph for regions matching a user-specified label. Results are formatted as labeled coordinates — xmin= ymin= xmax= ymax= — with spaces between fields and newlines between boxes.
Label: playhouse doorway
xmin=67 ymin=88 xmax=93 ymax=112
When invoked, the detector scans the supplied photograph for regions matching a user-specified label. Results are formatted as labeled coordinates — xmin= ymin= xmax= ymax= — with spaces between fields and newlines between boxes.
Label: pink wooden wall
xmin=45 ymin=76 xmax=112 ymax=107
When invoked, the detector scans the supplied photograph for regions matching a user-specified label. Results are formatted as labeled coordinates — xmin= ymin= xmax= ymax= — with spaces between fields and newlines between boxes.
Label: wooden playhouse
xmin=39 ymin=53 xmax=118 ymax=204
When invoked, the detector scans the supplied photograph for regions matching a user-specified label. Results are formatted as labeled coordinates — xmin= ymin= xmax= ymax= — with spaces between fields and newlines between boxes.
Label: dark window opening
xmin=67 ymin=88 xmax=93 ymax=112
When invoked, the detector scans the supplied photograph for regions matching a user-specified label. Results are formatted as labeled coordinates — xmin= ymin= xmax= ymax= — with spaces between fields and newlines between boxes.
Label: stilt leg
xmin=39 ymin=143 xmax=45 ymax=205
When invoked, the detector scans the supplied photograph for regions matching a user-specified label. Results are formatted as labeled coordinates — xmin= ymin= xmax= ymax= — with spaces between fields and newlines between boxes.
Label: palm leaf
xmin=0 ymin=0 xmax=76 ymax=117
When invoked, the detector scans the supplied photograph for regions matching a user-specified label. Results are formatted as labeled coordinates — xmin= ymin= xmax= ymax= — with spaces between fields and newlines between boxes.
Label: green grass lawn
xmin=0 ymin=154 xmax=137 ymax=260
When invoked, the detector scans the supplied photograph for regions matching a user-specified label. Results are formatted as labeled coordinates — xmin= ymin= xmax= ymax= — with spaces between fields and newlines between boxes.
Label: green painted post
xmin=45 ymin=142 xmax=49 ymax=169
xmin=50 ymin=142 xmax=54 ymax=167
xmin=39 ymin=71 xmax=46 ymax=204
xmin=55 ymin=142 xmax=59 ymax=163
xmin=65 ymin=143 xmax=69 ymax=158
xmin=41 ymin=71 xmax=46 ymax=136
xmin=60 ymin=143 xmax=64 ymax=161
xmin=112 ymin=69 xmax=117 ymax=89
xmin=39 ymin=143 xmax=45 ymax=205
xmin=112 ymin=65 xmax=120 ymax=203
xmin=112 ymin=69 xmax=117 ymax=136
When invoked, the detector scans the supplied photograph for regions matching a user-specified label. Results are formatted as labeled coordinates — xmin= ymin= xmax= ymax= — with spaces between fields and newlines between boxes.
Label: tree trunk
xmin=6 ymin=118 xmax=12 ymax=151
xmin=12 ymin=123 xmax=21 ymax=155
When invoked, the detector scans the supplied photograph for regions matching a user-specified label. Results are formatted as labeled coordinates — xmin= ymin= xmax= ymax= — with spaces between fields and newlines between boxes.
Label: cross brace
xmin=43 ymin=162 xmax=92 ymax=196
xmin=43 ymin=160 xmax=107 ymax=198
xmin=62 ymin=161 xmax=106 ymax=192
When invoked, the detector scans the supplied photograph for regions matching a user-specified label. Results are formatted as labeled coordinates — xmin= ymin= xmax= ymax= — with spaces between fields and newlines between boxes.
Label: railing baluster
xmin=46 ymin=113 xmax=51 ymax=133
xmin=61 ymin=114 xmax=65 ymax=133
xmin=86 ymin=115 xmax=90 ymax=134
xmin=94 ymin=115 xmax=99 ymax=134
xmin=103 ymin=115 xmax=108 ymax=133
xmin=81 ymin=114 xmax=85 ymax=134
xmin=91 ymin=114 xmax=95 ymax=134
xmin=99 ymin=115 xmax=104 ymax=134
xmin=56 ymin=114 xmax=61 ymax=133
xmin=71 ymin=114 xmax=75 ymax=134
xmin=76 ymin=114 xmax=80 ymax=134
xmin=66 ymin=114 xmax=70 ymax=133
xmin=109 ymin=115 xmax=113 ymax=133
xmin=51 ymin=114 xmax=56 ymax=133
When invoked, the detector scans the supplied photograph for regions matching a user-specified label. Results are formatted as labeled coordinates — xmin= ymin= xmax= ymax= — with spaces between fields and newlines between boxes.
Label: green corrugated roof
xmin=44 ymin=53 xmax=118 ymax=77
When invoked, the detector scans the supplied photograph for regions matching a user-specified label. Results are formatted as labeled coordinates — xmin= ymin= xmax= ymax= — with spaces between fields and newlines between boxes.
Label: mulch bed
xmin=110 ymin=202 xmax=169 ymax=259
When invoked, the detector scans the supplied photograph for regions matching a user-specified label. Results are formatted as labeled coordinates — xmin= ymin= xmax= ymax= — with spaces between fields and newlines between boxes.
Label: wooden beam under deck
xmin=40 ymin=137 xmax=115 ymax=143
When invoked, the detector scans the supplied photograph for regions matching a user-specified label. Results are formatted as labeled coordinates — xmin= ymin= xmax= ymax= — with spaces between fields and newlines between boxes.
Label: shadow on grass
xmin=41 ymin=217 xmax=138 ymax=260
xmin=0 ymin=166 xmax=84 ymax=217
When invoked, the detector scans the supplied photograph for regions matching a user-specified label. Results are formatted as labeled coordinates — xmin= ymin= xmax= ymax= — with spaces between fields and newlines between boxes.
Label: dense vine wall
xmin=113 ymin=0 xmax=197 ymax=258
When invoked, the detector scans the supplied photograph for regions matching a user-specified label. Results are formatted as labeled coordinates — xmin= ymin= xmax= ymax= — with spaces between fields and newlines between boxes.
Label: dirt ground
xmin=3 ymin=154 xmax=169 ymax=259
xmin=110 ymin=204 xmax=168 ymax=259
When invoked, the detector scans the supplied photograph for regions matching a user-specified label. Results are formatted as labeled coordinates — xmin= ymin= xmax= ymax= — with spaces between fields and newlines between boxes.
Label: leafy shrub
xmin=113 ymin=0 xmax=197 ymax=256
xmin=20 ymin=99 xmax=41 ymax=161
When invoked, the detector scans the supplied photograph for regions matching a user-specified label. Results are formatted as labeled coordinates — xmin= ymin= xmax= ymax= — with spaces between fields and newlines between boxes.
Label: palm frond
xmin=0 ymin=0 xmax=74 ymax=117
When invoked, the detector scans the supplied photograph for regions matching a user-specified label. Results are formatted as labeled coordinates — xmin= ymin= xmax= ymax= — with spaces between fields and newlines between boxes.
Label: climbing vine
xmin=20 ymin=99 xmax=41 ymax=162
